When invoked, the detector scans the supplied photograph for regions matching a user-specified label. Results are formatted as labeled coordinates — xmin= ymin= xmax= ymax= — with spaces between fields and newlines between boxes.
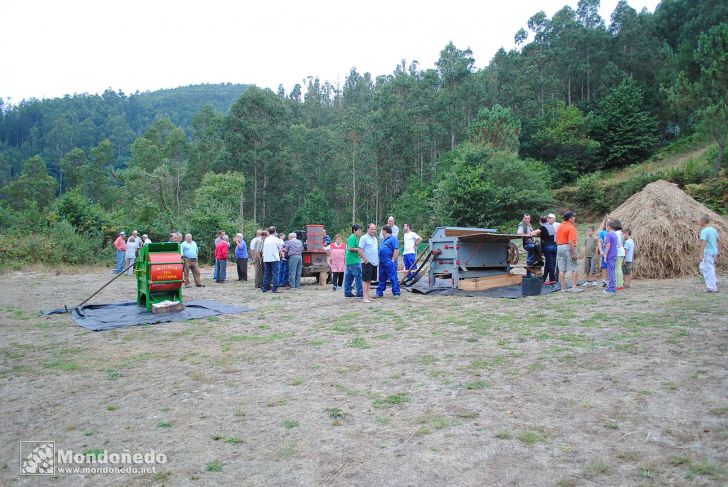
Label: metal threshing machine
xmin=136 ymin=242 xmax=184 ymax=312
xmin=427 ymin=227 xmax=523 ymax=290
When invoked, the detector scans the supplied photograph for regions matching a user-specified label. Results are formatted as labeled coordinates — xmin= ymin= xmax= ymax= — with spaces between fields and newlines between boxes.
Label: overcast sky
xmin=1 ymin=0 xmax=660 ymax=104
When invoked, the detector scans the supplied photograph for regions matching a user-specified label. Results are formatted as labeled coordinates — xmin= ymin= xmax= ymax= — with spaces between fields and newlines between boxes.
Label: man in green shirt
xmin=344 ymin=224 xmax=363 ymax=297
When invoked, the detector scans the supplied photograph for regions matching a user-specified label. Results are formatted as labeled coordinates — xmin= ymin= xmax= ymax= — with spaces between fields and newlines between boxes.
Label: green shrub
xmin=665 ymin=157 xmax=714 ymax=186
xmin=686 ymin=171 xmax=728 ymax=213
xmin=574 ymin=172 xmax=608 ymax=214
xmin=0 ymin=222 xmax=111 ymax=267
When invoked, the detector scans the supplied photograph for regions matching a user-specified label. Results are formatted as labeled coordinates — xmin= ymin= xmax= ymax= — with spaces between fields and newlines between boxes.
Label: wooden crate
xmin=457 ymin=273 xmax=522 ymax=291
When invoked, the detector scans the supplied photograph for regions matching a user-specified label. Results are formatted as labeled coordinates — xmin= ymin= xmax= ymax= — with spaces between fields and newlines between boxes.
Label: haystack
xmin=609 ymin=180 xmax=728 ymax=279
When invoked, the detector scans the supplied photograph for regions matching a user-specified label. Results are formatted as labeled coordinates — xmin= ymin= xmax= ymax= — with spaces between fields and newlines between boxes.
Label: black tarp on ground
xmin=405 ymin=280 xmax=566 ymax=298
xmin=44 ymin=300 xmax=254 ymax=331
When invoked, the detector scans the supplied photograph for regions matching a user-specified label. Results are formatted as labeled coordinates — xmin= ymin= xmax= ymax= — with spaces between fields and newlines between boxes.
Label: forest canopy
xmin=0 ymin=0 xmax=726 ymax=265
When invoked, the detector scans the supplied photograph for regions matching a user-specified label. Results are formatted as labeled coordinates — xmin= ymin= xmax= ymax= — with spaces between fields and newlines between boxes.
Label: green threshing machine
xmin=136 ymin=242 xmax=184 ymax=312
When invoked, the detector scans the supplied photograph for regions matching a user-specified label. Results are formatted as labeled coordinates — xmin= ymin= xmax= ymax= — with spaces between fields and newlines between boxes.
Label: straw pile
xmin=609 ymin=180 xmax=728 ymax=279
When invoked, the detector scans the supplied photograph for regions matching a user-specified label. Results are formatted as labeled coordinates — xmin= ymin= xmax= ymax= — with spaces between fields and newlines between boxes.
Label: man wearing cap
xmin=556 ymin=211 xmax=582 ymax=292
xmin=113 ymin=231 xmax=127 ymax=273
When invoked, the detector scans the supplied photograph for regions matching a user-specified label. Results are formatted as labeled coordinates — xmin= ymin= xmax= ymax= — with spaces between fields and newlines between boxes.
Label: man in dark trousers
xmin=374 ymin=225 xmax=401 ymax=299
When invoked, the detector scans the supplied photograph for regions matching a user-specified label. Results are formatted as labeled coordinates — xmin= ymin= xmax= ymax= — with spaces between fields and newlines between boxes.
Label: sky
xmin=1 ymin=0 xmax=660 ymax=104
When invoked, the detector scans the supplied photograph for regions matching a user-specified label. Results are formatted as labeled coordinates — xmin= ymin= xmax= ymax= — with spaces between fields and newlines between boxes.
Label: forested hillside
xmin=0 ymin=83 xmax=249 ymax=183
xmin=0 ymin=0 xmax=726 ymax=266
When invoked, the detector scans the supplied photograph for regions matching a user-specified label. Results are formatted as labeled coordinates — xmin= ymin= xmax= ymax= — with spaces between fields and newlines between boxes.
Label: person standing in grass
xmin=555 ymin=211 xmax=583 ymax=292
xmin=234 ymin=233 xmax=249 ymax=282
xmin=214 ymin=235 xmax=230 ymax=283
xmin=181 ymin=233 xmax=204 ymax=287
xmin=548 ymin=213 xmax=560 ymax=275
xmin=343 ymin=225 xmax=364 ymax=298
xmin=699 ymin=214 xmax=720 ymax=293
xmin=124 ymin=235 xmax=139 ymax=276
xmin=250 ymin=230 xmax=263 ymax=289
xmin=374 ymin=225 xmax=401 ymax=299
xmin=113 ymin=231 xmax=127 ymax=273
xmin=284 ymin=232 xmax=304 ymax=289
xmin=359 ymin=223 xmax=379 ymax=303
xmin=262 ymin=228 xmax=283 ymax=293
xmin=327 ymin=234 xmax=347 ymax=291
xmin=603 ymin=220 xmax=618 ymax=295
xmin=517 ymin=213 xmax=537 ymax=276
xmin=597 ymin=218 xmax=609 ymax=287
xmin=402 ymin=223 xmax=421 ymax=279
xmin=531 ymin=216 xmax=557 ymax=285
xmin=277 ymin=230 xmax=289 ymax=288
xmin=581 ymin=226 xmax=599 ymax=287
xmin=213 ymin=230 xmax=225 ymax=282
xmin=614 ymin=220 xmax=625 ymax=290
xmin=622 ymin=228 xmax=635 ymax=289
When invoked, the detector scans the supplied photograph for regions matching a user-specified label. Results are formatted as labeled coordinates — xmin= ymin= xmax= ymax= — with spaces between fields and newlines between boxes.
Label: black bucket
xmin=521 ymin=276 xmax=543 ymax=296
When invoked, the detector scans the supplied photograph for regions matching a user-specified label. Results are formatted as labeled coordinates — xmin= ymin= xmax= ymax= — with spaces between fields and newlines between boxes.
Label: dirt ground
xmin=1 ymin=265 xmax=726 ymax=486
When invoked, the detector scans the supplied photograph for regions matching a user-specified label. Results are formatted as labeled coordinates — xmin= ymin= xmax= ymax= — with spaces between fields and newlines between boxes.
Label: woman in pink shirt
xmin=327 ymin=234 xmax=347 ymax=291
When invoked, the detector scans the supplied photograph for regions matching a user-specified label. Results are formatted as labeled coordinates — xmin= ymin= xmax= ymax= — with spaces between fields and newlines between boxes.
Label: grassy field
xmin=1 ymin=267 xmax=726 ymax=486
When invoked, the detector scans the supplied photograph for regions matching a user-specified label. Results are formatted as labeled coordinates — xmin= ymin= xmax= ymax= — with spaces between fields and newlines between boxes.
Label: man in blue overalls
xmin=374 ymin=225 xmax=401 ymax=299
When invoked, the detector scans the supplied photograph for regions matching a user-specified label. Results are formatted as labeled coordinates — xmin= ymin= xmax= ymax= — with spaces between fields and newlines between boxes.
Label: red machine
xmin=300 ymin=224 xmax=330 ymax=284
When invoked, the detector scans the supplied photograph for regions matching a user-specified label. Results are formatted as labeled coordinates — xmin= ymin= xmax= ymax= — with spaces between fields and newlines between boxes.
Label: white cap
xmin=547 ymin=213 xmax=556 ymax=219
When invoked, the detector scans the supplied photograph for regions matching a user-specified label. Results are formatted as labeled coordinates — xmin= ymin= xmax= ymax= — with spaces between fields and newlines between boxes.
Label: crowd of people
xmin=112 ymin=210 xmax=720 ymax=297
xmin=518 ymin=211 xmax=637 ymax=294
xmin=110 ymin=216 xmax=424 ymax=301
xmin=518 ymin=210 xmax=720 ymax=294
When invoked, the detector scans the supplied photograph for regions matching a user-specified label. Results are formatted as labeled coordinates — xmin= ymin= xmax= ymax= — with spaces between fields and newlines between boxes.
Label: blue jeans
xmin=403 ymin=253 xmax=416 ymax=278
xmin=263 ymin=261 xmax=279 ymax=292
xmin=215 ymin=259 xmax=227 ymax=282
xmin=213 ymin=259 xmax=219 ymax=281
xmin=288 ymin=254 xmax=302 ymax=288
xmin=607 ymin=257 xmax=617 ymax=292
xmin=278 ymin=259 xmax=289 ymax=286
xmin=376 ymin=259 xmax=400 ymax=296
xmin=542 ymin=243 xmax=557 ymax=283
xmin=344 ymin=263 xmax=363 ymax=297
xmin=116 ymin=249 xmax=125 ymax=273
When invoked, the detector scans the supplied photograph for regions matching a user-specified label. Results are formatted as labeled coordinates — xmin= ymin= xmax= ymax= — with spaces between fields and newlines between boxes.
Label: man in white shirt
xmin=250 ymin=229 xmax=263 ymax=288
xmin=359 ymin=223 xmax=379 ymax=303
xmin=262 ymin=226 xmax=283 ymax=293
xmin=548 ymin=213 xmax=560 ymax=234
xmin=402 ymin=223 xmax=421 ymax=278
xmin=379 ymin=216 xmax=399 ymax=240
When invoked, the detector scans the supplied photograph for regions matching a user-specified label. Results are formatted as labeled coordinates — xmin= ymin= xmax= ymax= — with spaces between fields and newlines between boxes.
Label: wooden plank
xmin=457 ymin=273 xmax=522 ymax=291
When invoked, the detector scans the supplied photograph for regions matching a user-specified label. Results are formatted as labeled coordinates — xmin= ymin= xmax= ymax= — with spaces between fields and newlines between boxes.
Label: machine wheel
xmin=508 ymin=242 xmax=520 ymax=265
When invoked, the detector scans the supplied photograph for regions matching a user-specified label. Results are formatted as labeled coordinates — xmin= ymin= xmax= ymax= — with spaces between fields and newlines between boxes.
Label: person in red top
xmin=113 ymin=231 xmax=127 ymax=273
xmin=555 ymin=211 xmax=583 ymax=292
xmin=214 ymin=235 xmax=230 ymax=283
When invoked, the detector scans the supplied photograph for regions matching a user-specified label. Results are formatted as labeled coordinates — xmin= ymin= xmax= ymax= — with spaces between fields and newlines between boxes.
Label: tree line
xmin=0 ymin=0 xmax=726 ymax=266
